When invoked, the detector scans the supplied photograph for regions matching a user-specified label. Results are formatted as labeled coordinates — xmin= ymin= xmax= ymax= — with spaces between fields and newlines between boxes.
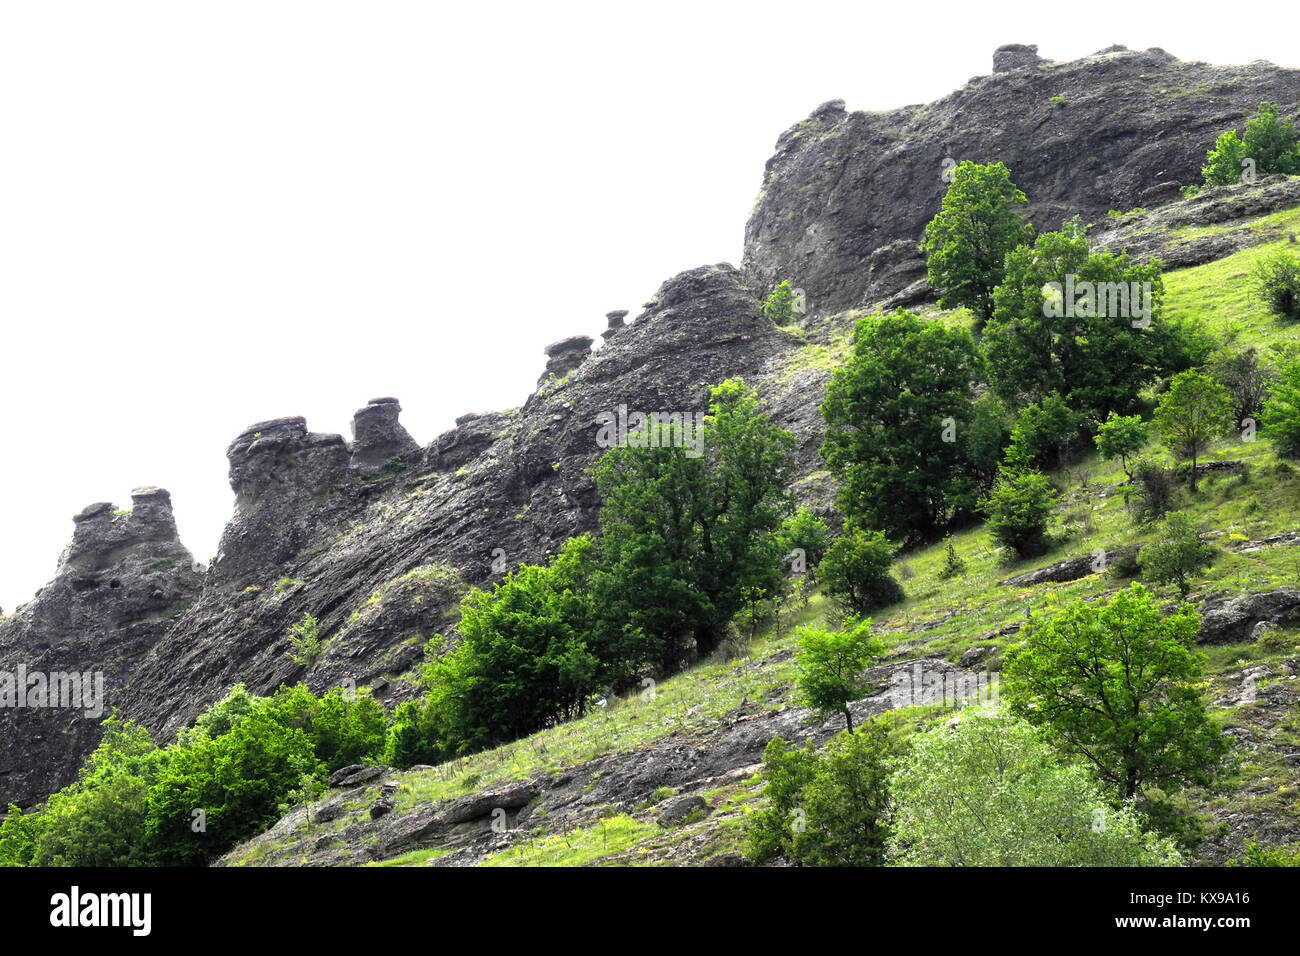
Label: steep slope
xmin=744 ymin=44 xmax=1300 ymax=315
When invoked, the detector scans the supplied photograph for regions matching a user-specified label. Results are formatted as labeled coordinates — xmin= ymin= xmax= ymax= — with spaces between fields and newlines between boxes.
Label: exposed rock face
xmin=217 ymin=416 xmax=350 ymax=585
xmin=997 ymin=545 xmax=1142 ymax=588
xmin=0 ymin=489 xmax=201 ymax=809
xmin=1198 ymin=590 xmax=1300 ymax=644
xmin=349 ymin=398 xmax=420 ymax=476
xmin=538 ymin=335 xmax=593 ymax=385
xmin=7 ymin=45 xmax=1300 ymax=819
xmin=1093 ymin=176 xmax=1300 ymax=269
xmin=743 ymin=46 xmax=1300 ymax=314
xmin=993 ymin=43 xmax=1044 ymax=73
xmin=602 ymin=310 xmax=628 ymax=341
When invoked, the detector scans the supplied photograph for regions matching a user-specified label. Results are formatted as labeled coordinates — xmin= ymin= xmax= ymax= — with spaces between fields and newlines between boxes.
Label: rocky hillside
xmin=4 ymin=42 xmax=1300 ymax=834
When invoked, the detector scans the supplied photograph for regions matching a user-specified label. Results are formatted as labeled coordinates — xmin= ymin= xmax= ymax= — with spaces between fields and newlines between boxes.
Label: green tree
xmin=1204 ymin=102 xmax=1300 ymax=185
xmin=1261 ymin=358 xmax=1300 ymax=457
xmin=1154 ymin=370 xmax=1234 ymax=492
xmin=26 ymin=716 xmax=161 ymax=867
xmin=820 ymin=309 xmax=984 ymax=545
xmin=982 ymin=227 xmax=1187 ymax=421
xmin=778 ymin=507 xmax=830 ymax=581
xmin=818 ymin=530 xmax=904 ymax=618
xmin=1003 ymin=583 xmax=1231 ymax=799
xmin=1139 ymin=511 xmax=1217 ymax=598
xmin=793 ymin=617 xmax=884 ymax=732
xmin=746 ymin=724 xmax=895 ymax=866
xmin=889 ymin=708 xmax=1181 ymax=866
xmin=985 ymin=468 xmax=1057 ymax=558
xmin=1094 ymin=412 xmax=1150 ymax=481
xmin=594 ymin=378 xmax=796 ymax=669
xmin=922 ymin=161 xmax=1034 ymax=326
xmin=408 ymin=535 xmax=603 ymax=760
xmin=1252 ymin=247 xmax=1300 ymax=323
xmin=1208 ymin=345 xmax=1275 ymax=424
xmin=1004 ymin=392 xmax=1081 ymax=471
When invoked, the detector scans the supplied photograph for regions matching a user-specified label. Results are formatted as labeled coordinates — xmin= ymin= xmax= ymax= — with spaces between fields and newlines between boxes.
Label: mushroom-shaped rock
xmin=349 ymin=397 xmax=420 ymax=475
xmin=992 ymin=43 xmax=1043 ymax=73
xmin=602 ymin=310 xmax=629 ymax=341
xmin=539 ymin=335 xmax=594 ymax=385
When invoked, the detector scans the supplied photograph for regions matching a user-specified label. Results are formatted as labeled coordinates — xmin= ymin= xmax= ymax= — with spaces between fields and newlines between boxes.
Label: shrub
xmin=746 ymin=723 xmax=894 ymax=867
xmin=819 ymin=530 xmax=905 ymax=616
xmin=1139 ymin=511 xmax=1217 ymax=598
xmin=1253 ymin=248 xmax=1300 ymax=322
xmin=939 ymin=538 xmax=967 ymax=579
xmin=286 ymin=613 xmax=322 ymax=668
xmin=793 ymin=617 xmax=884 ymax=732
xmin=1203 ymin=102 xmax=1300 ymax=185
xmin=779 ymin=507 xmax=830 ymax=580
xmin=985 ymin=469 xmax=1057 ymax=558
xmin=1261 ymin=359 xmax=1300 ymax=457
xmin=889 ymin=708 xmax=1181 ymax=866
xmin=1208 ymin=346 xmax=1275 ymax=424
xmin=1128 ymin=456 xmax=1176 ymax=522
xmin=763 ymin=280 xmax=800 ymax=324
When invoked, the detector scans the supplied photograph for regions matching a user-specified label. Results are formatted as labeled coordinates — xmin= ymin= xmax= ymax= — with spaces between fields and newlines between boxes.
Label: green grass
xmin=479 ymin=814 xmax=652 ymax=867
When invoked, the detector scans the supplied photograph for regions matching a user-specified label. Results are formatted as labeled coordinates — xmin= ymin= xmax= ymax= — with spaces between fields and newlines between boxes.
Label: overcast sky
xmin=2 ymin=1 xmax=1296 ymax=612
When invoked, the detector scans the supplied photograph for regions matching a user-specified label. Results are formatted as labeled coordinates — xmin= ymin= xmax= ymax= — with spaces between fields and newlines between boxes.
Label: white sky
xmin=2 ymin=0 xmax=1297 ymax=612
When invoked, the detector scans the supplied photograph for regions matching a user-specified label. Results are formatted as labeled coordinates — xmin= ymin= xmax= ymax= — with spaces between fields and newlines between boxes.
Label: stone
xmin=1139 ymin=181 xmax=1184 ymax=207
xmin=539 ymin=335 xmax=594 ymax=385
xmin=657 ymin=794 xmax=709 ymax=827
xmin=993 ymin=43 xmax=1044 ymax=73
xmin=1198 ymin=590 xmax=1300 ymax=644
xmin=328 ymin=764 xmax=385 ymax=788
xmin=349 ymin=397 xmax=420 ymax=476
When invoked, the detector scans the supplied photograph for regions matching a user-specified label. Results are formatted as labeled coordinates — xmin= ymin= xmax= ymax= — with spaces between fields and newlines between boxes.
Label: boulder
xmin=1198 ymin=590 xmax=1300 ymax=644
xmin=657 ymin=794 xmax=709 ymax=827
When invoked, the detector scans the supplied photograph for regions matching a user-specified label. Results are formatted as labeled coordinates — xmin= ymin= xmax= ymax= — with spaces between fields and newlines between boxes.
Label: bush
xmin=1139 ymin=511 xmax=1217 ymax=598
xmin=1208 ymin=346 xmax=1275 ymax=424
xmin=286 ymin=613 xmax=322 ymax=668
xmin=793 ymin=617 xmax=884 ymax=732
xmin=939 ymin=538 xmax=967 ymax=579
xmin=889 ymin=708 xmax=1181 ymax=866
xmin=1261 ymin=359 xmax=1300 ymax=457
xmin=745 ymin=723 xmax=894 ymax=867
xmin=763 ymin=280 xmax=800 ymax=324
xmin=1128 ymin=456 xmax=1176 ymax=522
xmin=1253 ymin=248 xmax=1300 ymax=322
xmin=819 ymin=530 xmax=905 ymax=616
xmin=985 ymin=469 xmax=1057 ymax=558
xmin=1203 ymin=102 xmax=1300 ymax=185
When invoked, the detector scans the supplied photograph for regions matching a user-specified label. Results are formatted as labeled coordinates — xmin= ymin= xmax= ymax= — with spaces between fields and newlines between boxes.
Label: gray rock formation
xmin=993 ymin=43 xmax=1044 ymax=73
xmin=349 ymin=397 xmax=420 ymax=476
xmin=539 ymin=335 xmax=594 ymax=385
xmin=0 ymin=489 xmax=202 ymax=809
xmin=743 ymin=46 xmax=1300 ymax=315
xmin=1198 ymin=590 xmax=1300 ymax=644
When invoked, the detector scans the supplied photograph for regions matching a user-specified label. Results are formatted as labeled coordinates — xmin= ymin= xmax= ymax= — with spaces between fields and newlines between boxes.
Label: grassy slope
xmin=227 ymin=203 xmax=1300 ymax=867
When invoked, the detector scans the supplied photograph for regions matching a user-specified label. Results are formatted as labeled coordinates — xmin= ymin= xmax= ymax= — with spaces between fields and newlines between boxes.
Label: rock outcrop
xmin=349 ymin=398 xmax=420 ymax=476
xmin=743 ymin=46 xmax=1300 ymax=314
xmin=0 ymin=489 xmax=202 ymax=809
